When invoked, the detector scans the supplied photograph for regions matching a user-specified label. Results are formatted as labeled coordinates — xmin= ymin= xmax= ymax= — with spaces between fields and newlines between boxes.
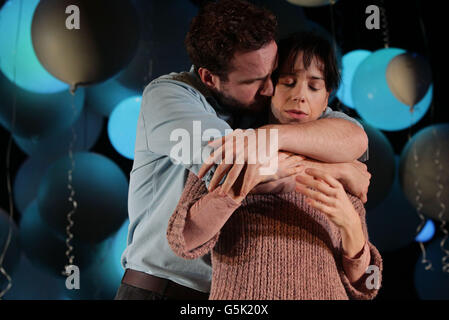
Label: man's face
xmin=212 ymin=40 xmax=278 ymax=114
xmin=270 ymin=51 xmax=330 ymax=124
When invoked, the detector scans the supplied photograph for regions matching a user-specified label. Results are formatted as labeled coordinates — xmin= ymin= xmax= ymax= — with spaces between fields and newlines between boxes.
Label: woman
xmin=166 ymin=32 xmax=382 ymax=300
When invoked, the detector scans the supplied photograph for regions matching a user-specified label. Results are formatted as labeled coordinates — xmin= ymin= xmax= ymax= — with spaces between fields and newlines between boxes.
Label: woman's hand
xmin=295 ymin=168 xmax=366 ymax=258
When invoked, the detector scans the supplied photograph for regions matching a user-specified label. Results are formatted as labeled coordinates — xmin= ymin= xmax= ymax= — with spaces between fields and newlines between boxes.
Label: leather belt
xmin=121 ymin=269 xmax=209 ymax=300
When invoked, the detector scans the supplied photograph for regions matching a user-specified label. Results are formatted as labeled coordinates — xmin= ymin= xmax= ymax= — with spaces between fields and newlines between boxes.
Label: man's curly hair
xmin=185 ymin=0 xmax=277 ymax=81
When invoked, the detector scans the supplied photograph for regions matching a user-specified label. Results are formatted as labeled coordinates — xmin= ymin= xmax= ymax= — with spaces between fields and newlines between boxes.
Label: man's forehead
xmin=230 ymin=41 xmax=278 ymax=77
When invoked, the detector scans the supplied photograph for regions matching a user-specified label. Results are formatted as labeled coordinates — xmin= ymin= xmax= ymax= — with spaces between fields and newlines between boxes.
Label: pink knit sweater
xmin=167 ymin=172 xmax=383 ymax=300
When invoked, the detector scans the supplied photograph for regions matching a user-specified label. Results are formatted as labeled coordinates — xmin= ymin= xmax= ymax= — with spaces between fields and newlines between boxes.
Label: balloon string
xmin=62 ymin=92 xmax=78 ymax=276
xmin=0 ymin=0 xmax=24 ymax=300
xmin=379 ymin=0 xmax=390 ymax=48
xmin=409 ymin=109 xmax=432 ymax=271
xmin=431 ymin=128 xmax=449 ymax=273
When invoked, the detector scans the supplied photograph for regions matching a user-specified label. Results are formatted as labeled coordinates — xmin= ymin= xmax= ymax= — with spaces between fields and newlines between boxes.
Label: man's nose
xmin=259 ymin=77 xmax=274 ymax=97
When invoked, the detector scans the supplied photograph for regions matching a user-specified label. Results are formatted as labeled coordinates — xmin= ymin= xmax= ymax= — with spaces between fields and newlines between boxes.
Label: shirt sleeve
xmin=341 ymin=241 xmax=371 ymax=284
xmin=166 ymin=172 xmax=241 ymax=259
xmin=319 ymin=107 xmax=369 ymax=162
xmin=337 ymin=194 xmax=383 ymax=300
xmin=139 ymin=80 xmax=233 ymax=187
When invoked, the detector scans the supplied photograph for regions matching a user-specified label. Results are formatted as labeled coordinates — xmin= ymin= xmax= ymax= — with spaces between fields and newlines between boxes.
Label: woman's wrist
xmin=341 ymin=217 xmax=366 ymax=258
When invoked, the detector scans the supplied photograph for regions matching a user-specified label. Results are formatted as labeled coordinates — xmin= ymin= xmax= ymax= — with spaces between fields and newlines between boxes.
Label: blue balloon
xmin=415 ymin=220 xmax=435 ymax=243
xmin=37 ymin=152 xmax=129 ymax=243
xmin=414 ymin=237 xmax=449 ymax=299
xmin=3 ymin=254 xmax=67 ymax=300
xmin=0 ymin=70 xmax=85 ymax=139
xmin=66 ymin=220 xmax=129 ymax=300
xmin=352 ymin=48 xmax=433 ymax=131
xmin=13 ymin=107 xmax=103 ymax=160
xmin=19 ymin=200 xmax=106 ymax=275
xmin=107 ymin=96 xmax=141 ymax=160
xmin=0 ymin=208 xmax=21 ymax=290
xmin=0 ymin=0 xmax=68 ymax=93
xmin=366 ymin=157 xmax=421 ymax=252
xmin=85 ymin=77 xmax=138 ymax=117
xmin=13 ymin=156 xmax=54 ymax=214
xmin=336 ymin=50 xmax=371 ymax=109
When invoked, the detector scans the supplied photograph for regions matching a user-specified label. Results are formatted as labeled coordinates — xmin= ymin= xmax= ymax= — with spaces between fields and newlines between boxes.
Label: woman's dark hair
xmin=185 ymin=0 xmax=277 ymax=81
xmin=275 ymin=31 xmax=341 ymax=92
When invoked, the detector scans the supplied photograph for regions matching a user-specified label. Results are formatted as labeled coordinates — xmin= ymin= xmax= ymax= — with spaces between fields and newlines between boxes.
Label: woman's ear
xmin=198 ymin=67 xmax=221 ymax=91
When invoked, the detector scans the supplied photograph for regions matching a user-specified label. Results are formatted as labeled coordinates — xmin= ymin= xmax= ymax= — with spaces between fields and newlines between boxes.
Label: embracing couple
xmin=116 ymin=0 xmax=382 ymax=300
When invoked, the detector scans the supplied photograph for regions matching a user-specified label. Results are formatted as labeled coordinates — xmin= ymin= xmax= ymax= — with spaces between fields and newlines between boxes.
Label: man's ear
xmin=197 ymin=67 xmax=221 ymax=90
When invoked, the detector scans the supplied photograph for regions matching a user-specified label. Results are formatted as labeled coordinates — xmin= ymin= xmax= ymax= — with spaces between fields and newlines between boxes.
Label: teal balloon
xmin=0 ymin=208 xmax=21 ymax=290
xmin=0 ymin=70 xmax=85 ymax=139
xmin=336 ymin=50 xmax=371 ymax=109
xmin=66 ymin=220 xmax=128 ymax=300
xmin=366 ymin=157 xmax=421 ymax=252
xmin=107 ymin=96 xmax=141 ymax=159
xmin=352 ymin=48 xmax=433 ymax=131
xmin=13 ymin=107 xmax=103 ymax=160
xmin=19 ymin=200 xmax=105 ymax=275
xmin=3 ymin=254 xmax=67 ymax=300
xmin=13 ymin=156 xmax=54 ymax=214
xmin=414 ymin=237 xmax=449 ymax=299
xmin=37 ymin=152 xmax=129 ymax=243
xmin=399 ymin=123 xmax=449 ymax=222
xmin=0 ymin=0 xmax=68 ymax=93
xmin=85 ymin=77 xmax=138 ymax=117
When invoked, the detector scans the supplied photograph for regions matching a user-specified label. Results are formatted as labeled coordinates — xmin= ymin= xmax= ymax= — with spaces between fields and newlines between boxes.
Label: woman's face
xmin=270 ymin=51 xmax=330 ymax=124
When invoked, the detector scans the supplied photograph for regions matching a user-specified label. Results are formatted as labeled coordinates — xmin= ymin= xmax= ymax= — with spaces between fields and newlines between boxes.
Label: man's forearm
xmin=271 ymin=118 xmax=368 ymax=163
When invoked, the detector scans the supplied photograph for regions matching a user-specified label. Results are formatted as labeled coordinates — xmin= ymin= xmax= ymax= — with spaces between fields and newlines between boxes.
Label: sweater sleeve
xmin=166 ymin=171 xmax=241 ymax=260
xmin=338 ymin=194 xmax=383 ymax=300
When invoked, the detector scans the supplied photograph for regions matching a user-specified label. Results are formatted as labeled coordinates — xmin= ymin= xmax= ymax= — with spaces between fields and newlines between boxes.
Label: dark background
xmin=1 ymin=0 xmax=447 ymax=300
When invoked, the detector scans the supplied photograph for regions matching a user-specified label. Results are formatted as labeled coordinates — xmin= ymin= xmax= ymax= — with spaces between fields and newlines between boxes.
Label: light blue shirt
xmin=121 ymin=68 xmax=368 ymax=293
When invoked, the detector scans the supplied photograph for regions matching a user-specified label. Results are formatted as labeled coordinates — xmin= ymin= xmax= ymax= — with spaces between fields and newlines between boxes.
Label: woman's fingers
xmin=295 ymin=183 xmax=335 ymax=207
xmin=221 ymin=163 xmax=245 ymax=195
xmin=208 ymin=162 xmax=232 ymax=192
xmin=303 ymin=168 xmax=341 ymax=189
xmin=305 ymin=198 xmax=333 ymax=215
xmin=295 ymin=172 xmax=336 ymax=197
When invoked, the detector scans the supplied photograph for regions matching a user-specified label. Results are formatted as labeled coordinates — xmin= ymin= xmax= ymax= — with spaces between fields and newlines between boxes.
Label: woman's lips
xmin=286 ymin=110 xmax=308 ymax=120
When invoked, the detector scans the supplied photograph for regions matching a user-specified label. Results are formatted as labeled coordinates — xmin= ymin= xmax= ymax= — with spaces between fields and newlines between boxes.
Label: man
xmin=116 ymin=0 xmax=369 ymax=300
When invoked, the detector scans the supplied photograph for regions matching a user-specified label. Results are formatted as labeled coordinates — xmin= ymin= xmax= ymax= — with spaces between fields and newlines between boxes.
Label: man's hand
xmin=198 ymin=127 xmax=279 ymax=193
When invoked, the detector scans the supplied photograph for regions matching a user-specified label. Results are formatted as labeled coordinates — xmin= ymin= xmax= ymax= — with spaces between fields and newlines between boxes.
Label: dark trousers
xmin=114 ymin=283 xmax=170 ymax=300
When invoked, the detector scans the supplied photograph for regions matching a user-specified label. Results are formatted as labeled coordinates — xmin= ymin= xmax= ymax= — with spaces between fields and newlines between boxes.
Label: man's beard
xmin=211 ymin=89 xmax=270 ymax=116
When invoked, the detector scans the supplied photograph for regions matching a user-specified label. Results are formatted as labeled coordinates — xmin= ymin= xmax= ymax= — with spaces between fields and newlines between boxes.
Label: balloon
xmin=66 ymin=220 xmax=128 ymax=300
xmin=13 ymin=107 xmax=103 ymax=161
xmin=0 ymin=0 xmax=68 ymax=93
xmin=19 ymin=200 xmax=108 ymax=275
xmin=85 ymin=77 xmax=138 ymax=117
xmin=286 ymin=0 xmax=338 ymax=7
xmin=31 ymin=0 xmax=140 ymax=88
xmin=336 ymin=50 xmax=371 ymax=109
xmin=118 ymin=0 xmax=198 ymax=91
xmin=352 ymin=48 xmax=433 ymax=131
xmin=399 ymin=123 xmax=449 ymax=222
xmin=414 ymin=237 xmax=449 ymax=299
xmin=362 ymin=122 xmax=396 ymax=210
xmin=3 ymin=254 xmax=67 ymax=300
xmin=366 ymin=157 xmax=421 ymax=252
xmin=13 ymin=156 xmax=54 ymax=215
xmin=107 ymin=96 xmax=141 ymax=160
xmin=415 ymin=220 xmax=435 ymax=243
xmin=0 ymin=70 xmax=85 ymax=139
xmin=386 ymin=52 xmax=432 ymax=110
xmin=37 ymin=152 xmax=129 ymax=243
xmin=0 ymin=208 xmax=21 ymax=290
